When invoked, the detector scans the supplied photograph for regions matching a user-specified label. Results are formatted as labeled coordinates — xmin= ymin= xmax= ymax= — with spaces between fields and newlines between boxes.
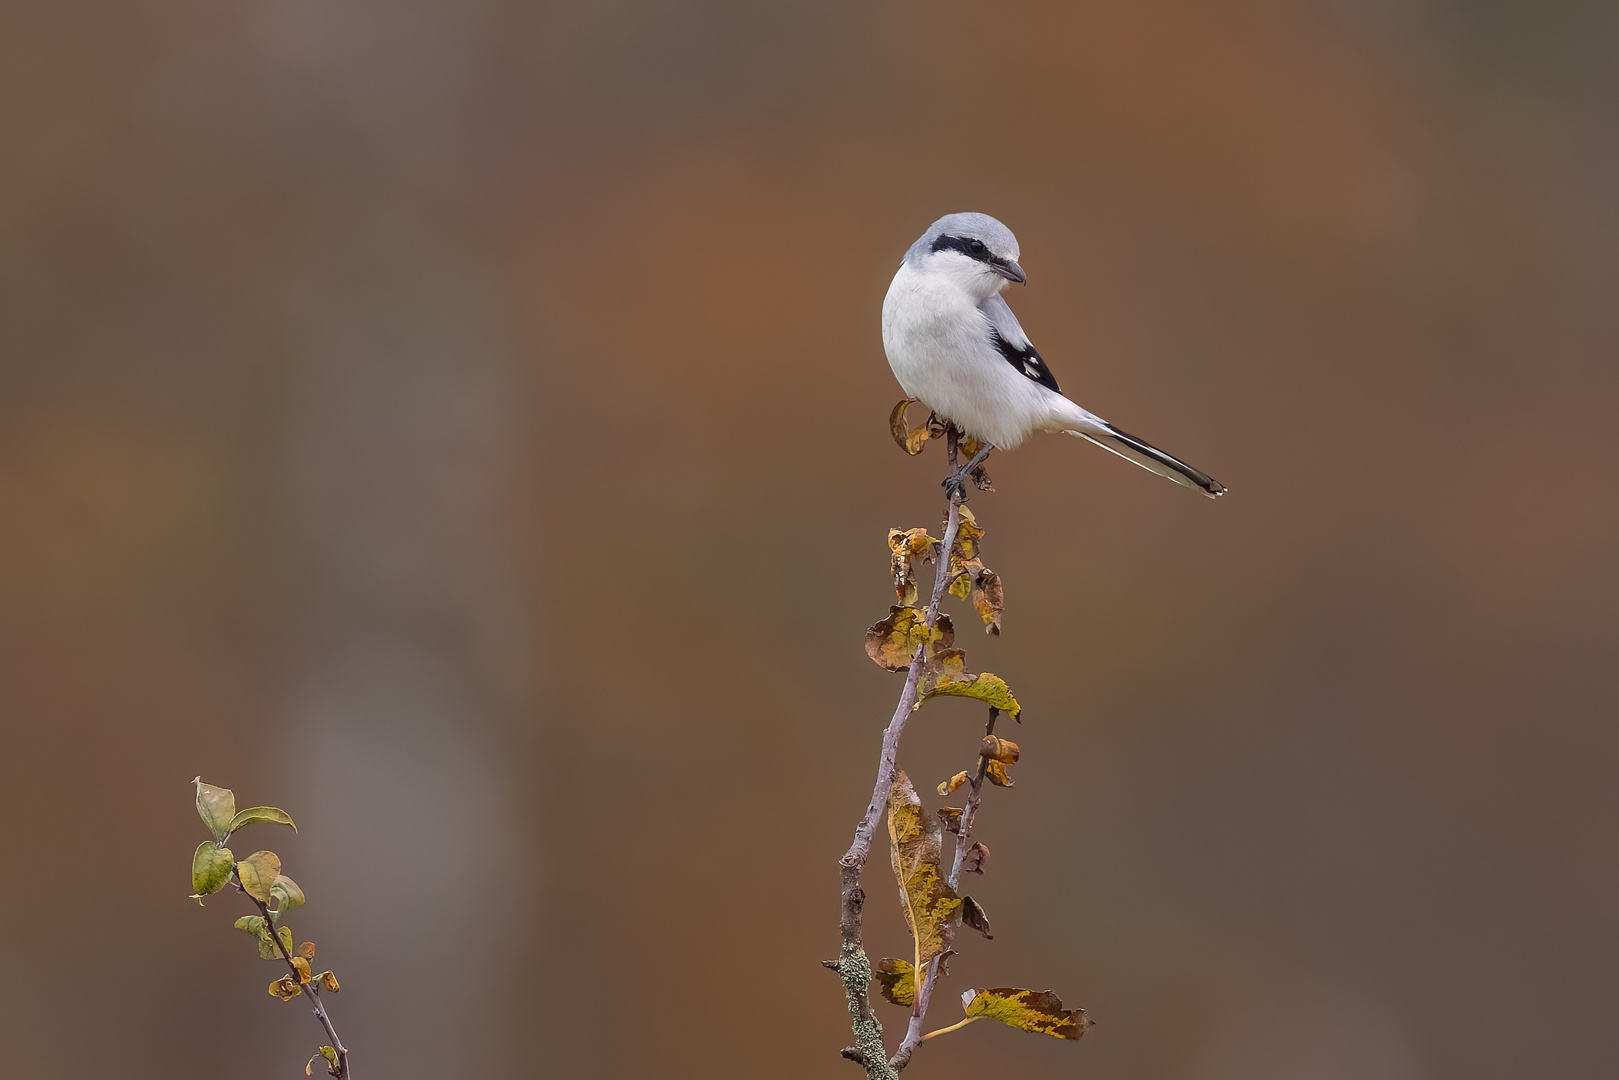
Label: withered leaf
xmin=873 ymin=957 xmax=915 ymax=1007
xmin=980 ymin=736 xmax=1019 ymax=764
xmin=866 ymin=606 xmax=953 ymax=672
xmin=888 ymin=528 xmax=938 ymax=606
xmin=191 ymin=842 xmax=234 ymax=899
xmin=269 ymin=976 xmax=301 ymax=1002
xmin=193 ymin=777 xmax=236 ymax=841
xmin=889 ymin=399 xmax=934 ymax=456
xmin=319 ymin=970 xmax=340 ymax=993
xmin=951 ymin=505 xmax=984 ymax=563
xmin=960 ymin=987 xmax=1092 ymax=1040
xmin=961 ymin=896 xmax=994 ymax=940
xmin=937 ymin=771 xmax=969 ymax=796
xmin=918 ymin=650 xmax=1022 ymax=719
xmin=291 ymin=956 xmax=312 ymax=983
xmin=297 ymin=941 xmax=316 ymax=960
xmin=936 ymin=807 xmax=963 ymax=834
xmin=887 ymin=771 xmax=962 ymax=975
xmin=971 ymin=568 xmax=1003 ymax=635
xmin=236 ymin=851 xmax=282 ymax=903
xmin=984 ymin=760 xmax=1015 ymax=787
xmin=961 ymin=841 xmax=989 ymax=875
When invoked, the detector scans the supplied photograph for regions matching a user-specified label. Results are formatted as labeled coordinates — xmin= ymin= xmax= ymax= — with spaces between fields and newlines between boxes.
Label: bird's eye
xmin=968 ymin=239 xmax=987 ymax=257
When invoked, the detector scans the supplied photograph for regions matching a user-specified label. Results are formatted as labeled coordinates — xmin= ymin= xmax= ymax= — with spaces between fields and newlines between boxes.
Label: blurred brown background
xmin=3 ymin=1 xmax=1617 ymax=1077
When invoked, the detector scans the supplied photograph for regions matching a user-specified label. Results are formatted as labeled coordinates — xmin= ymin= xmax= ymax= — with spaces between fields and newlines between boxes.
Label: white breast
xmin=880 ymin=262 xmax=1058 ymax=449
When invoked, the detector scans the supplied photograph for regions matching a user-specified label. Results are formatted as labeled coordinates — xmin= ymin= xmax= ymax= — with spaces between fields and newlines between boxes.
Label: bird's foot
xmin=942 ymin=471 xmax=969 ymax=503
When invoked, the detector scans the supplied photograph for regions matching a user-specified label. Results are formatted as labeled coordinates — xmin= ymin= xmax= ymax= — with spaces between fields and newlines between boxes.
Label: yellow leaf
xmin=937 ymin=771 xmax=969 ymax=796
xmin=961 ymin=987 xmax=1092 ymax=1039
xmin=980 ymin=736 xmax=1019 ymax=764
xmin=269 ymin=976 xmax=301 ymax=1001
xmin=952 ymin=505 xmax=984 ymax=562
xmin=887 ymin=771 xmax=962 ymax=976
xmin=227 ymin=806 xmax=297 ymax=836
xmin=984 ymin=760 xmax=1014 ymax=788
xmin=236 ymin=850 xmax=282 ymax=903
xmin=319 ymin=970 xmax=340 ymax=993
xmin=291 ymin=956 xmax=312 ymax=983
xmin=947 ymin=555 xmax=976 ymax=600
xmin=918 ymin=650 xmax=1022 ymax=719
xmin=971 ymin=567 xmax=1003 ymax=636
xmin=874 ymin=958 xmax=915 ymax=1006
xmin=866 ymin=607 xmax=953 ymax=673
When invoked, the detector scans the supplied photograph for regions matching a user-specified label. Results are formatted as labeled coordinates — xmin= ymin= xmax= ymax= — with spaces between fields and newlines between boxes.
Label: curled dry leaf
xmin=269 ymin=975 xmax=302 ymax=1001
xmin=980 ymin=736 xmax=1019 ymax=764
xmin=238 ymin=919 xmax=295 ymax=960
xmin=873 ymin=958 xmax=915 ymax=1007
xmin=971 ymin=568 xmax=1003 ymax=635
xmin=319 ymin=970 xmax=340 ymax=993
xmin=918 ymin=650 xmax=1022 ymax=719
xmin=236 ymin=850 xmax=282 ymax=903
xmin=961 ymin=896 xmax=994 ymax=940
xmin=960 ymin=987 xmax=1092 ymax=1040
xmin=297 ymin=941 xmax=316 ymax=960
xmin=937 ymin=771 xmax=970 ymax=796
xmin=866 ymin=606 xmax=954 ymax=672
xmin=984 ymin=760 xmax=1015 ymax=788
xmin=191 ymin=842 xmax=235 ymax=899
xmin=887 ymin=771 xmax=962 ymax=975
xmin=291 ymin=956 xmax=312 ymax=983
xmin=952 ymin=505 xmax=984 ymax=563
xmin=194 ymin=777 xmax=236 ymax=841
xmin=961 ymin=841 xmax=989 ymax=875
xmin=936 ymin=807 xmax=963 ymax=834
xmin=889 ymin=399 xmax=935 ymax=456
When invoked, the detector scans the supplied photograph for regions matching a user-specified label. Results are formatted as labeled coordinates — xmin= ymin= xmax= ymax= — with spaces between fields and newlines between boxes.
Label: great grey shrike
xmin=882 ymin=212 xmax=1225 ymax=499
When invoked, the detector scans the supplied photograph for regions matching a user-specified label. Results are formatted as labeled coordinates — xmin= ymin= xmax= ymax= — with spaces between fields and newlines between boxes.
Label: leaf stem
xmin=919 ymin=1016 xmax=982 ymax=1042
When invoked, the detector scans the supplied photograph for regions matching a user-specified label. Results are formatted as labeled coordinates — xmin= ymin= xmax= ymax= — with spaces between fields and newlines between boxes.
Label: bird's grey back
xmin=904 ymin=212 xmax=1020 ymax=265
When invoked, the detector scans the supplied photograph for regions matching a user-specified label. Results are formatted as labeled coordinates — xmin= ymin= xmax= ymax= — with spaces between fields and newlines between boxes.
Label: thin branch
xmin=835 ymin=427 xmax=967 ymax=1075
xmin=236 ymin=875 xmax=351 ymax=1080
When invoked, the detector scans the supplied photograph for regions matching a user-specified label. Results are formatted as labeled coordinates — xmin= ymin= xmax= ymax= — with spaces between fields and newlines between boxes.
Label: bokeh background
xmin=4 ymin=1 xmax=1617 ymax=1077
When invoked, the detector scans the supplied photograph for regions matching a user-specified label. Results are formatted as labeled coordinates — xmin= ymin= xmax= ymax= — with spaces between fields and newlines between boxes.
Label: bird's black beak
xmin=992 ymin=259 xmax=1026 ymax=284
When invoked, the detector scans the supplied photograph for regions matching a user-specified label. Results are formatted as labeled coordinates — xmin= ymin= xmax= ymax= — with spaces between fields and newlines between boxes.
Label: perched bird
xmin=882 ymin=212 xmax=1225 ymax=499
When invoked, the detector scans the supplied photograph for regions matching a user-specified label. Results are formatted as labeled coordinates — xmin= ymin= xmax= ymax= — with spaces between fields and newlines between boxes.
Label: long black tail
xmin=1066 ymin=421 xmax=1226 ymax=498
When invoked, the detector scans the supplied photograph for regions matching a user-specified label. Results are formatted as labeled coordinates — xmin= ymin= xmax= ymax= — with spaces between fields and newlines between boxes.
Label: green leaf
xmin=918 ymin=650 xmax=1022 ymax=718
xmin=227 ymin=806 xmax=297 ymax=836
xmin=193 ymin=777 xmax=236 ymax=840
xmin=961 ymin=987 xmax=1092 ymax=1039
xmin=236 ymin=850 xmax=282 ymax=903
xmin=234 ymin=914 xmax=266 ymax=939
xmin=270 ymin=874 xmax=305 ymax=918
xmin=190 ymin=842 xmax=234 ymax=899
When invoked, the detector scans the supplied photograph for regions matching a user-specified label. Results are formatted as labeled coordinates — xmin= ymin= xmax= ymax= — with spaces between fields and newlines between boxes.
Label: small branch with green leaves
xmin=189 ymin=778 xmax=351 ymax=1079
xmin=827 ymin=406 xmax=1092 ymax=1074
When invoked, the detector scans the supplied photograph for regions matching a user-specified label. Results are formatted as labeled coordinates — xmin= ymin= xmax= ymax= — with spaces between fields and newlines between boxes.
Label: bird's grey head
xmin=904 ymin=212 xmax=1026 ymax=297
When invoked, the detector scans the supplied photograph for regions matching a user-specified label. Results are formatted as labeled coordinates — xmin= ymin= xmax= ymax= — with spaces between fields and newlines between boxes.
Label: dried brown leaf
xmin=937 ymin=771 xmax=970 ymax=796
xmin=889 ymin=400 xmax=935 ymax=456
xmin=961 ymin=841 xmax=989 ymax=875
xmin=887 ymin=771 xmax=961 ymax=974
xmin=936 ymin=807 xmax=963 ymax=834
xmin=961 ymin=896 xmax=994 ymax=940
xmin=866 ymin=606 xmax=954 ymax=672
xmin=980 ymin=736 xmax=1019 ymax=764
xmin=984 ymin=760 xmax=1015 ymax=787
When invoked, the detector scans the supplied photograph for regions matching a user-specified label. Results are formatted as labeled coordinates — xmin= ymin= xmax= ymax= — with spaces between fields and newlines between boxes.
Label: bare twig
xmin=236 ymin=875 xmax=351 ymax=1079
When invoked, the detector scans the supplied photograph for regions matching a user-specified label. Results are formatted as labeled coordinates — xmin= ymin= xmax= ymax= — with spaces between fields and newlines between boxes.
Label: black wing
xmin=990 ymin=328 xmax=1061 ymax=393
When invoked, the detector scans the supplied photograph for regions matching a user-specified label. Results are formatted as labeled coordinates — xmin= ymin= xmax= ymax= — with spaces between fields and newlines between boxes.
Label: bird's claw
xmin=942 ymin=472 xmax=968 ymax=503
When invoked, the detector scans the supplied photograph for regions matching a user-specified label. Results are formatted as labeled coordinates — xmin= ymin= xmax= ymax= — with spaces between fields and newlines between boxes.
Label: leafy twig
xmin=237 ymin=875 xmax=352 ymax=1079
